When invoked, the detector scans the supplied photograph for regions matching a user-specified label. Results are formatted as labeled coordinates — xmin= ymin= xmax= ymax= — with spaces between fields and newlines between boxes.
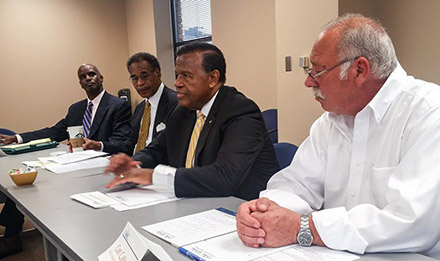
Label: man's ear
xmin=354 ymin=57 xmax=370 ymax=87
xmin=208 ymin=70 xmax=220 ymax=88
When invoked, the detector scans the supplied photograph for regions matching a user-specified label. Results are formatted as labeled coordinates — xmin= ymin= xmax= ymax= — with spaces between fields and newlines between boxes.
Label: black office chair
xmin=273 ymin=142 xmax=298 ymax=169
xmin=0 ymin=128 xmax=15 ymax=135
xmin=0 ymin=128 xmax=15 ymax=203
xmin=262 ymin=109 xmax=278 ymax=143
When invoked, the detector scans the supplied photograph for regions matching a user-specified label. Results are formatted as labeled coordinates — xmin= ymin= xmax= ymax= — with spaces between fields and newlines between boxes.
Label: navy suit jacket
xmin=20 ymin=91 xmax=132 ymax=154
xmin=133 ymin=86 xmax=280 ymax=200
xmin=128 ymin=86 xmax=177 ymax=155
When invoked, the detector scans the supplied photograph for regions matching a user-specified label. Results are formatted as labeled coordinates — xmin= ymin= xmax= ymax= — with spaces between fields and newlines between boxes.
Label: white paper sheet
xmin=48 ymin=150 xmax=107 ymax=164
xmin=180 ymin=232 xmax=359 ymax=261
xmin=143 ymin=208 xmax=237 ymax=247
xmin=44 ymin=157 xmax=109 ymax=173
xmin=70 ymin=191 xmax=120 ymax=209
xmin=98 ymin=222 xmax=173 ymax=261
xmin=253 ymin=245 xmax=360 ymax=261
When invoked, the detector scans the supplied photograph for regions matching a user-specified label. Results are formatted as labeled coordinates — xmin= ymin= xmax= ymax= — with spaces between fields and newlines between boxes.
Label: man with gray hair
xmin=237 ymin=13 xmax=440 ymax=258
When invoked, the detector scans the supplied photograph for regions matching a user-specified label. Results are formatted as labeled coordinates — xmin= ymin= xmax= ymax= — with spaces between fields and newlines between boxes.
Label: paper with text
xmin=180 ymin=232 xmax=359 ymax=261
xmin=44 ymin=157 xmax=109 ymax=173
xmin=106 ymin=185 xmax=177 ymax=207
xmin=142 ymin=208 xmax=236 ymax=247
xmin=49 ymin=150 xmax=107 ymax=165
xmin=70 ymin=191 xmax=120 ymax=209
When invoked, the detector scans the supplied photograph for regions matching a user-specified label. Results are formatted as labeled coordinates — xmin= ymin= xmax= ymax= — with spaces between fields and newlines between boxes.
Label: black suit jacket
xmin=133 ymin=86 xmax=280 ymax=200
xmin=20 ymin=91 xmax=132 ymax=154
xmin=128 ymin=86 xmax=177 ymax=155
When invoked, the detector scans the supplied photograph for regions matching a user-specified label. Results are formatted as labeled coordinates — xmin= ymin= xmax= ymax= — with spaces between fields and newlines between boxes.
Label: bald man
xmin=0 ymin=64 xmax=131 ymax=258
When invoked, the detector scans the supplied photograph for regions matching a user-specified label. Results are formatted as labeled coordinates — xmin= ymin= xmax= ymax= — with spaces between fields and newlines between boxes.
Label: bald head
xmin=77 ymin=63 xmax=104 ymax=100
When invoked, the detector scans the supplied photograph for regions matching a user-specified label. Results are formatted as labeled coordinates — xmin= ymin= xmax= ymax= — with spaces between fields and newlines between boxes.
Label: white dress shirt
xmin=152 ymin=90 xmax=220 ymax=189
xmin=261 ymin=63 xmax=440 ymax=258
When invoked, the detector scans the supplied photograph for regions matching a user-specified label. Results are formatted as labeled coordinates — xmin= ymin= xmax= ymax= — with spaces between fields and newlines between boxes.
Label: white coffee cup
xmin=67 ymin=126 xmax=85 ymax=152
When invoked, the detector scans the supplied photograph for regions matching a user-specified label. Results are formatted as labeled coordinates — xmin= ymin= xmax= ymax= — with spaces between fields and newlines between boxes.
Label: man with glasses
xmin=105 ymin=42 xmax=279 ymax=201
xmin=237 ymin=14 xmax=440 ymax=259
xmin=125 ymin=52 xmax=177 ymax=155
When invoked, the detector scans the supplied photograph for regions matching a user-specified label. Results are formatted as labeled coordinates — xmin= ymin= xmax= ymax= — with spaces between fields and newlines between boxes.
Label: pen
xmin=178 ymin=247 xmax=204 ymax=261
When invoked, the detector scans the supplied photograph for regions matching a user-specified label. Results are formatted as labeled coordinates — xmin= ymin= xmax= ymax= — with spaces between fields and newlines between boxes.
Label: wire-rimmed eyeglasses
xmin=305 ymin=57 xmax=359 ymax=83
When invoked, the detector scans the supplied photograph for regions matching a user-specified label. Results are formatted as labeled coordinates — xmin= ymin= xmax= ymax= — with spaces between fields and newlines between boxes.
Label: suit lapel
xmin=194 ymin=86 xmax=226 ymax=165
xmin=153 ymin=87 xmax=170 ymax=137
xmin=178 ymin=109 xmax=196 ymax=166
xmin=132 ymin=100 xmax=146 ymax=142
xmin=88 ymin=92 xmax=109 ymax=138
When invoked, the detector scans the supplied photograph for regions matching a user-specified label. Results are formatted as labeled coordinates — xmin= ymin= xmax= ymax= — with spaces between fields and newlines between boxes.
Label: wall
xmin=211 ymin=0 xmax=338 ymax=145
xmin=339 ymin=0 xmax=440 ymax=84
xmin=275 ymin=0 xmax=338 ymax=145
xmin=211 ymin=0 xmax=278 ymax=112
xmin=0 ymin=0 xmax=129 ymax=133
xmin=125 ymin=0 xmax=158 ymax=106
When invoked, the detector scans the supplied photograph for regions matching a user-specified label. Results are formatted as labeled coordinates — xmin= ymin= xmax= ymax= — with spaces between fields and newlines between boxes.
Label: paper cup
xmin=67 ymin=126 xmax=85 ymax=152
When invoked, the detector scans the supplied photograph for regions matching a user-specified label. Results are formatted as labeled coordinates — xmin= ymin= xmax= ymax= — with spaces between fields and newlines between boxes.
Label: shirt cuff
xmin=99 ymin=141 xmax=104 ymax=152
xmin=152 ymin=164 xmax=176 ymax=190
xmin=312 ymin=207 xmax=368 ymax=254
xmin=16 ymin=134 xmax=23 ymax=144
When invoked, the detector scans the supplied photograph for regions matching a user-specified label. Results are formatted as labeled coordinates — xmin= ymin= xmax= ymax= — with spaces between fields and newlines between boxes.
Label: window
xmin=171 ymin=0 xmax=212 ymax=55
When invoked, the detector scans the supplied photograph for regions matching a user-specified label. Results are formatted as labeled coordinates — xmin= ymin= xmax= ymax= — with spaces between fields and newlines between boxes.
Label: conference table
xmin=0 ymin=145 xmax=437 ymax=261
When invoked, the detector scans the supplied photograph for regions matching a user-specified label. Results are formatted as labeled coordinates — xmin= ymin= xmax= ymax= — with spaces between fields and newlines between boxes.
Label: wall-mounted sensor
xmin=299 ymin=56 xmax=310 ymax=68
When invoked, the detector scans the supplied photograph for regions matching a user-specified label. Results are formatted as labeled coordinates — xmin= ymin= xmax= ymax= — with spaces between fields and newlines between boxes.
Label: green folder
xmin=0 ymin=138 xmax=59 ymax=155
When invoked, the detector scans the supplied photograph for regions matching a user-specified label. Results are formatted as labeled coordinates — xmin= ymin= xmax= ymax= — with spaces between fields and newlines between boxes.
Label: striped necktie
xmin=135 ymin=101 xmax=151 ymax=153
xmin=82 ymin=101 xmax=93 ymax=138
xmin=185 ymin=111 xmax=206 ymax=168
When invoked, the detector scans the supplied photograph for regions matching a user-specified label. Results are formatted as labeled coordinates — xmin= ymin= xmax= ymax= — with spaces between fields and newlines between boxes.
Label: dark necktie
xmin=82 ymin=101 xmax=93 ymax=138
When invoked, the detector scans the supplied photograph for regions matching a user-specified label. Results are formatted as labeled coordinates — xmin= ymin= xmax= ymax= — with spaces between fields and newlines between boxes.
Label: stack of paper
xmin=143 ymin=208 xmax=360 ymax=261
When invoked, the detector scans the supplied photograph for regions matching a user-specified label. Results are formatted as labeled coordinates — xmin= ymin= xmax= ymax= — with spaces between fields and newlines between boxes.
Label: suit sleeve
xmin=101 ymin=101 xmax=132 ymax=154
xmin=20 ymin=109 xmax=74 ymax=143
xmin=174 ymin=107 xmax=266 ymax=198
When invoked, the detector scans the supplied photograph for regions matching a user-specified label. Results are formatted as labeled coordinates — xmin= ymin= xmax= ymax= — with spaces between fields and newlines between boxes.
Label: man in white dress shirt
xmin=236 ymin=13 xmax=440 ymax=258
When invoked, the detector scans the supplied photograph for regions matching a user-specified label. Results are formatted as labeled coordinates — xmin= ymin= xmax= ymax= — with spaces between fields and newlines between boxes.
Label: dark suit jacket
xmin=128 ymin=86 xmax=177 ymax=155
xmin=20 ymin=91 xmax=132 ymax=154
xmin=133 ymin=86 xmax=280 ymax=200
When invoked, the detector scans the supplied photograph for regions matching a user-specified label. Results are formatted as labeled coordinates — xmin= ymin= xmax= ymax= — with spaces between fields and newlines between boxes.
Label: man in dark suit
xmin=126 ymin=52 xmax=177 ymax=155
xmin=105 ymin=43 xmax=280 ymax=201
xmin=0 ymin=64 xmax=131 ymax=258
xmin=0 ymin=64 xmax=132 ymax=154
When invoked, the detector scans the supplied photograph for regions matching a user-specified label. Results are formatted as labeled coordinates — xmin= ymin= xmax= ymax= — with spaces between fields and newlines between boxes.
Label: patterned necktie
xmin=135 ymin=101 xmax=151 ymax=153
xmin=185 ymin=111 xmax=206 ymax=168
xmin=82 ymin=101 xmax=93 ymax=138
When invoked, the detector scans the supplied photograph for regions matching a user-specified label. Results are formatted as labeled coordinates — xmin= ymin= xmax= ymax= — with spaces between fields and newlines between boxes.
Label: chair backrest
xmin=262 ymin=109 xmax=278 ymax=143
xmin=273 ymin=142 xmax=298 ymax=169
xmin=0 ymin=128 xmax=15 ymax=135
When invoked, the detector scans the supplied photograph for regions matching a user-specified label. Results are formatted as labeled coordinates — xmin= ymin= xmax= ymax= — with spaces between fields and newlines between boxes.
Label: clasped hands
xmin=104 ymin=153 xmax=154 ymax=188
xmin=236 ymin=197 xmax=301 ymax=248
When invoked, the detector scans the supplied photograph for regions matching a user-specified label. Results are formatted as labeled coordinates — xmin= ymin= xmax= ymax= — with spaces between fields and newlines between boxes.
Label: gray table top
xmin=0 ymin=145 xmax=436 ymax=261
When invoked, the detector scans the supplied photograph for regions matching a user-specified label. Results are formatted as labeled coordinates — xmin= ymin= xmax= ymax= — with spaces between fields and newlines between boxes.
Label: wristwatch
xmin=297 ymin=214 xmax=313 ymax=246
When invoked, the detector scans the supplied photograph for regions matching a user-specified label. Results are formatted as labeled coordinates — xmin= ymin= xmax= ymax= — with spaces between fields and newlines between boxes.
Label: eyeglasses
xmin=305 ymin=57 xmax=359 ymax=83
xmin=129 ymin=71 xmax=154 ymax=84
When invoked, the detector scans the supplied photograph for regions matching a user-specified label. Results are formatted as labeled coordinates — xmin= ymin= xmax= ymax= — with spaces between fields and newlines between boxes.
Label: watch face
xmin=297 ymin=231 xmax=313 ymax=246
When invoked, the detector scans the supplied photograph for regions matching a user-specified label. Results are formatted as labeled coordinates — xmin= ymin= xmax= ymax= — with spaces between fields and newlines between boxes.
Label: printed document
xmin=70 ymin=191 xmax=120 ymax=209
xmin=142 ymin=208 xmax=236 ymax=247
xmin=48 ymin=150 xmax=107 ymax=164
xmin=180 ymin=232 xmax=359 ymax=261
xmin=44 ymin=157 xmax=109 ymax=173
xmin=98 ymin=222 xmax=173 ymax=261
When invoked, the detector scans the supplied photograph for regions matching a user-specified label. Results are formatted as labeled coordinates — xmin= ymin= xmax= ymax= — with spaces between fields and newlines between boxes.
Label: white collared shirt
xmin=152 ymin=89 xmax=220 ymax=189
xmin=133 ymin=83 xmax=165 ymax=153
xmin=86 ymin=89 xmax=105 ymax=124
xmin=261 ymin=63 xmax=440 ymax=258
